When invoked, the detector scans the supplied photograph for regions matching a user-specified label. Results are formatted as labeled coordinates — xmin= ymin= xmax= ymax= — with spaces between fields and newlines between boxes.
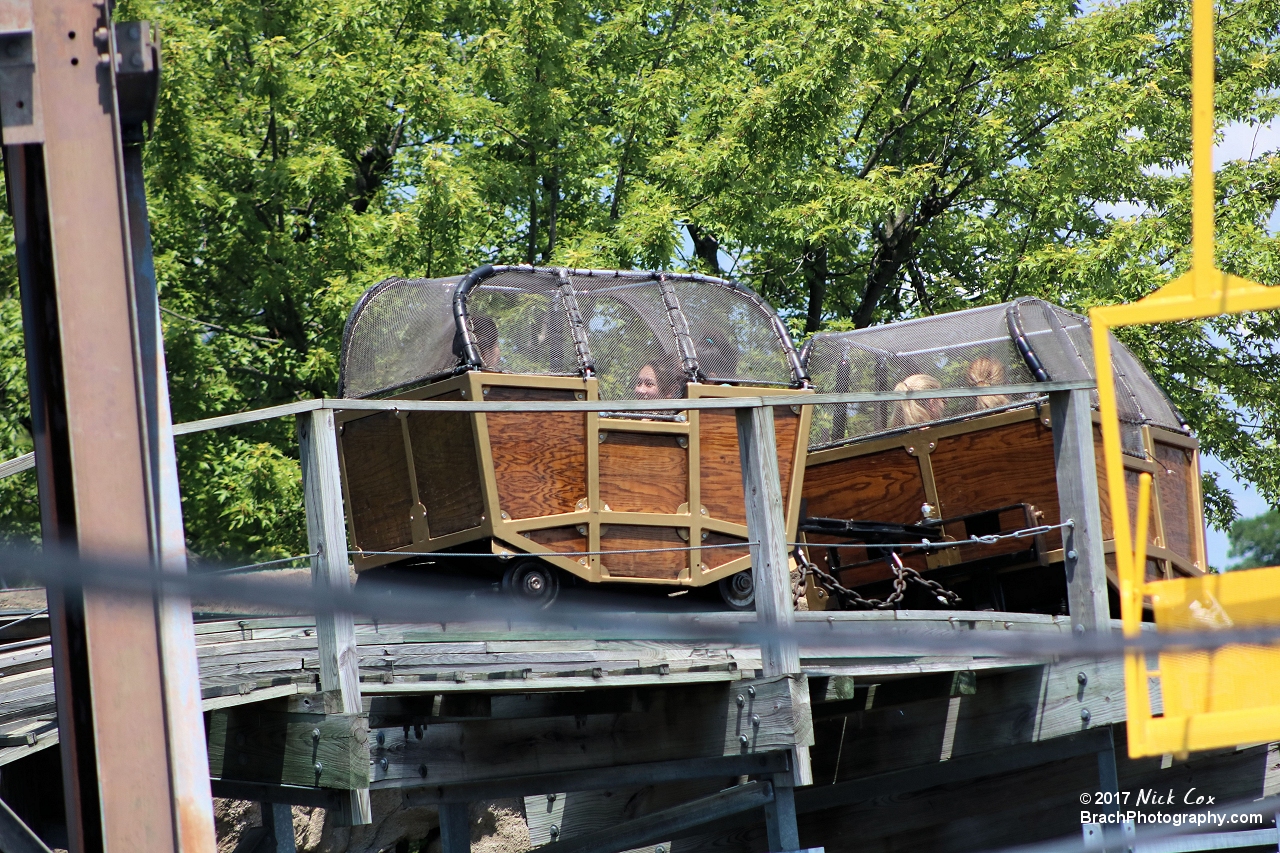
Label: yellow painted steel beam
xmin=1089 ymin=0 xmax=1280 ymax=758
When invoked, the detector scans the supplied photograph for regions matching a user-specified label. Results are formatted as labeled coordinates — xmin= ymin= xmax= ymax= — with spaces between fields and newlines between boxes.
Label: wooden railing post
xmin=736 ymin=402 xmax=812 ymax=851
xmin=1049 ymin=389 xmax=1109 ymax=634
xmin=735 ymin=404 xmax=799 ymax=675
xmin=297 ymin=409 xmax=372 ymax=825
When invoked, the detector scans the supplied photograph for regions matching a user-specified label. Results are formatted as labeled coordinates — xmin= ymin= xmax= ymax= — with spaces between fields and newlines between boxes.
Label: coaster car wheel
xmin=718 ymin=569 xmax=755 ymax=611
xmin=501 ymin=558 xmax=560 ymax=608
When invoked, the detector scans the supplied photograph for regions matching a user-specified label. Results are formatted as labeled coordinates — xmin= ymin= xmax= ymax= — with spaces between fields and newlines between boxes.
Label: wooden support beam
xmin=438 ymin=802 xmax=470 ymax=853
xmin=811 ymin=659 xmax=1125 ymax=785
xmin=371 ymin=676 xmax=806 ymax=788
xmin=737 ymin=404 xmax=813 ymax=790
xmin=765 ymin=780 xmax=800 ymax=852
xmin=542 ymin=781 xmax=775 ymax=853
xmin=258 ymin=802 xmax=297 ymax=853
xmin=297 ymin=410 xmax=372 ymax=824
xmin=736 ymin=405 xmax=799 ymax=677
xmin=208 ymin=780 xmax=342 ymax=811
xmin=1095 ymin=726 xmax=1124 ymax=852
xmin=798 ymin=727 xmax=1115 ymax=814
xmin=207 ymin=700 xmax=369 ymax=790
xmin=401 ymin=751 xmax=792 ymax=805
xmin=1050 ymin=389 xmax=1109 ymax=633
xmin=0 ymin=795 xmax=52 ymax=853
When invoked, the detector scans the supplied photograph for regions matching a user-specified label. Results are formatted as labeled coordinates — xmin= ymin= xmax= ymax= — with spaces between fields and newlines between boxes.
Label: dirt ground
xmin=215 ymin=795 xmax=531 ymax=853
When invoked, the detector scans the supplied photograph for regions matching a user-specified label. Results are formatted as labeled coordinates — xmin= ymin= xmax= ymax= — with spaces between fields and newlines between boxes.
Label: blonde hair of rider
xmin=968 ymin=356 xmax=1010 ymax=409
xmin=891 ymin=374 xmax=944 ymax=427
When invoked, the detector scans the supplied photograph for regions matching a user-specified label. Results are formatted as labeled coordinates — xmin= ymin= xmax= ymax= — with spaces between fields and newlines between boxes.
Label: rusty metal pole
xmin=0 ymin=2 xmax=216 ymax=851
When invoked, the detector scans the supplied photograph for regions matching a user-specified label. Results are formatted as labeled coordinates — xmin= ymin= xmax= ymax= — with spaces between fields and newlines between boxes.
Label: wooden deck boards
xmin=0 ymin=609 xmax=1089 ymax=767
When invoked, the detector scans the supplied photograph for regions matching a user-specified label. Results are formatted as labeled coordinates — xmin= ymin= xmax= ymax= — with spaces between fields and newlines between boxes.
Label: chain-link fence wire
xmin=802 ymin=299 xmax=1188 ymax=458
xmin=338 ymin=276 xmax=463 ymax=398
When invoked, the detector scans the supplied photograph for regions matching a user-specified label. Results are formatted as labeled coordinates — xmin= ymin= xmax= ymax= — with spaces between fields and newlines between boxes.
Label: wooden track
xmin=0 ymin=607 xmax=1094 ymax=769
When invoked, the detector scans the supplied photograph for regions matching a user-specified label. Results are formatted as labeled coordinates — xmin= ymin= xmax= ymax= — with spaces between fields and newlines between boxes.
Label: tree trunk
xmin=853 ymin=208 xmax=916 ymax=328
xmin=526 ymin=147 xmax=538 ymax=265
xmin=543 ymin=168 xmax=559 ymax=262
xmin=687 ymin=224 xmax=721 ymax=274
xmin=802 ymin=243 xmax=828 ymax=334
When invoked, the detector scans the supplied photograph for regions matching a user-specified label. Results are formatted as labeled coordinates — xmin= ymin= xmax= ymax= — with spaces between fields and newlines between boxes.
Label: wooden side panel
xmin=485 ymin=386 xmax=586 ymax=520
xmin=599 ymin=432 xmax=687 ymax=514
xmin=698 ymin=403 xmax=801 ymax=527
xmin=773 ymin=407 xmax=801 ymax=511
xmin=526 ymin=526 xmax=587 ymax=556
xmin=702 ymin=532 xmax=750 ymax=570
xmin=1153 ymin=439 xmax=1197 ymax=567
xmin=698 ymin=410 xmax=747 ymax=525
xmin=1094 ymin=427 xmax=1158 ymax=546
xmin=802 ymin=447 xmax=929 ymax=582
xmin=803 ymin=449 xmax=927 ymax=527
xmin=930 ymin=419 xmax=1064 ymax=552
xmin=601 ymin=526 xmax=687 ymax=579
xmin=341 ymin=410 xmax=414 ymax=552
xmin=406 ymin=394 xmax=484 ymax=538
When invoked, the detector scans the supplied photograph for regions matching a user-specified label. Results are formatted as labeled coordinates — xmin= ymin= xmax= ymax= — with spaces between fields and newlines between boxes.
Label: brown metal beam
xmin=1 ymin=2 xmax=215 ymax=850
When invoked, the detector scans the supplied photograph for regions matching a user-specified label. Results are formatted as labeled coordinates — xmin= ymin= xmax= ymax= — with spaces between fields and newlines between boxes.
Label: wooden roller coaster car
xmin=335 ymin=265 xmax=811 ymax=607
xmin=799 ymin=298 xmax=1205 ymax=613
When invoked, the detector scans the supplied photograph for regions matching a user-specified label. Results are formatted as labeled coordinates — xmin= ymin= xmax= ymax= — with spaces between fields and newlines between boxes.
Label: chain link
xmin=794 ymin=547 xmax=953 ymax=610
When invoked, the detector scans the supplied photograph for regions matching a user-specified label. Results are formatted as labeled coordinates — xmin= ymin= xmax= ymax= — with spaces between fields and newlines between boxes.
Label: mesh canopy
xmin=671 ymin=278 xmax=796 ymax=386
xmin=467 ymin=268 xmax=578 ymax=376
xmin=339 ymin=266 xmax=803 ymax=399
xmin=571 ymin=274 xmax=685 ymax=401
xmin=802 ymin=298 xmax=1187 ymax=455
xmin=339 ymin=276 xmax=463 ymax=398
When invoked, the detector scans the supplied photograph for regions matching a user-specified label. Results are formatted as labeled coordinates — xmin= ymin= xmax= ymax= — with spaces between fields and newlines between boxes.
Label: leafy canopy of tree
xmin=0 ymin=0 xmax=1278 ymax=559
xmin=1227 ymin=508 xmax=1280 ymax=569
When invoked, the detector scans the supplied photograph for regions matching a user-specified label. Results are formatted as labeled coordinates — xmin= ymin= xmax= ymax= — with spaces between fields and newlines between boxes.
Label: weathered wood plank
xmin=369 ymin=675 xmax=804 ymax=787
xmin=403 ymin=752 xmax=791 ymax=804
xmin=206 ymin=702 xmax=369 ymax=790
xmin=543 ymin=781 xmax=774 ymax=853
xmin=1051 ymin=389 xmax=1109 ymax=633
xmin=298 ymin=409 xmax=371 ymax=824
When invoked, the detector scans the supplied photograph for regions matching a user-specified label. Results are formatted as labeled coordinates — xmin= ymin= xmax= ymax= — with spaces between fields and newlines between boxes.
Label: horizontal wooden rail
xmin=158 ymin=379 xmax=1093 ymax=437
xmin=0 ymin=382 xmax=1095 ymax=480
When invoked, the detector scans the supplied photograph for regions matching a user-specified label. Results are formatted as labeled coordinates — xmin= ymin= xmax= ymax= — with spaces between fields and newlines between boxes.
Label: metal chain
xmin=794 ymin=548 xmax=961 ymax=610
xmin=889 ymin=553 xmax=963 ymax=606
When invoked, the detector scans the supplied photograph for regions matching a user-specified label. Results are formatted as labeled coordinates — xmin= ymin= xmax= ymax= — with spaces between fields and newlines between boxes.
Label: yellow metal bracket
xmin=1089 ymin=0 xmax=1280 ymax=757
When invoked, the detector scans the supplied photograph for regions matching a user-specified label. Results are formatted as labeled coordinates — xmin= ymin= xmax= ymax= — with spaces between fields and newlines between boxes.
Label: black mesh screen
xmin=339 ymin=276 xmax=462 ymax=398
xmin=803 ymin=298 xmax=1188 ymax=456
xmin=467 ymin=269 xmax=578 ymax=375
xmin=805 ymin=303 xmax=1038 ymax=449
xmin=339 ymin=266 xmax=804 ymax=400
xmin=572 ymin=275 xmax=683 ymax=401
xmin=670 ymin=279 xmax=794 ymax=385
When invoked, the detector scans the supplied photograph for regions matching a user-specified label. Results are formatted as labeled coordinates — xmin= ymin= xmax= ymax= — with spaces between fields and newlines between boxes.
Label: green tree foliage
xmin=1227 ymin=508 xmax=1280 ymax=568
xmin=0 ymin=0 xmax=1277 ymax=559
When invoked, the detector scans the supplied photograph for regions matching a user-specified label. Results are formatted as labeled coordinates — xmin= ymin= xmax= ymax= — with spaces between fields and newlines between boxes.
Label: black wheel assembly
xmin=718 ymin=569 xmax=755 ymax=611
xmin=501 ymin=558 xmax=560 ymax=608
